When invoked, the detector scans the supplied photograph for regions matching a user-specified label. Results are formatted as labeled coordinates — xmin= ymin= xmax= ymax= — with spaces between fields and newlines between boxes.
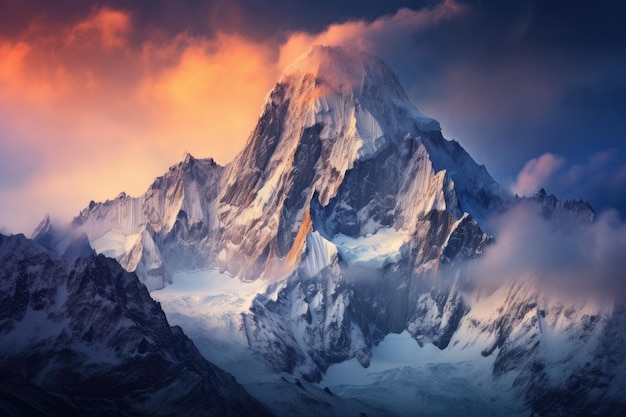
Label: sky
xmin=1 ymin=0 xmax=625 ymax=235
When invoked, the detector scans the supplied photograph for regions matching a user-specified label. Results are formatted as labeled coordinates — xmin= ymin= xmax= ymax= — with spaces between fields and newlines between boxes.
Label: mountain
xmin=40 ymin=45 xmax=626 ymax=416
xmin=66 ymin=46 xmax=508 ymax=289
xmin=68 ymin=154 xmax=223 ymax=290
xmin=215 ymin=45 xmax=507 ymax=282
xmin=0 ymin=233 xmax=272 ymax=417
xmin=219 ymin=44 xmax=507 ymax=378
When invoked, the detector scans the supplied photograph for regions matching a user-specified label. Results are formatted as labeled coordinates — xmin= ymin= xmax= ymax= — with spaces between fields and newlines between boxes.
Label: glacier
xmin=332 ymin=227 xmax=409 ymax=269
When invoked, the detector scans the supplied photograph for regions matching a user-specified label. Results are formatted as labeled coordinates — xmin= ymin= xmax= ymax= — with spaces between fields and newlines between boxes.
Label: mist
xmin=470 ymin=201 xmax=626 ymax=301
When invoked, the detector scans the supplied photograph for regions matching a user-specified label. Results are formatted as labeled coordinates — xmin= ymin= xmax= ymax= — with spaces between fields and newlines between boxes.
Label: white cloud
xmin=471 ymin=202 xmax=626 ymax=300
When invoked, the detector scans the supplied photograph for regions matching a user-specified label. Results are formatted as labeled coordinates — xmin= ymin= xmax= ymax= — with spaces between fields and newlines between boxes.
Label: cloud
xmin=0 ymin=8 xmax=279 ymax=234
xmin=278 ymin=0 xmax=466 ymax=70
xmin=135 ymin=33 xmax=277 ymax=157
xmin=0 ymin=3 xmax=469 ymax=235
xmin=471 ymin=202 xmax=626 ymax=300
xmin=508 ymin=149 xmax=626 ymax=215
xmin=550 ymin=149 xmax=626 ymax=214
xmin=511 ymin=153 xmax=564 ymax=196
xmin=558 ymin=150 xmax=626 ymax=193
xmin=67 ymin=7 xmax=132 ymax=49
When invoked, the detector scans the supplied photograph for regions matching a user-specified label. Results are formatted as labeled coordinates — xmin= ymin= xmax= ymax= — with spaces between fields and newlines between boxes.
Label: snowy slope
xmin=69 ymin=154 xmax=223 ymax=290
xmin=150 ymin=269 xmax=398 ymax=417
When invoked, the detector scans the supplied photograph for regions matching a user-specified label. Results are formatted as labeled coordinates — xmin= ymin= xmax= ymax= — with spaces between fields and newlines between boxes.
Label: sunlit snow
xmin=151 ymin=269 xmax=267 ymax=343
xmin=150 ymin=269 xmax=277 ymax=385
xmin=91 ymin=230 xmax=140 ymax=259
xmin=332 ymin=227 xmax=408 ymax=268
xmin=321 ymin=331 xmax=525 ymax=417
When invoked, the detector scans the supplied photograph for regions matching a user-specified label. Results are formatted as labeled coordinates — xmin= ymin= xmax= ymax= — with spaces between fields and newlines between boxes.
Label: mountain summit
xmin=217 ymin=45 xmax=507 ymax=280
xmin=67 ymin=42 xmax=513 ymax=389
xmin=278 ymin=45 xmax=441 ymax=133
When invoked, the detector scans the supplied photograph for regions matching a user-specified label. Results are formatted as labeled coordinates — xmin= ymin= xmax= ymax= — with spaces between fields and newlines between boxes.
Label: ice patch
xmin=91 ymin=230 xmax=140 ymax=260
xmin=150 ymin=269 xmax=276 ymax=386
xmin=332 ymin=227 xmax=408 ymax=268
xmin=150 ymin=269 xmax=267 ymax=344
xmin=353 ymin=105 xmax=386 ymax=159
xmin=236 ymin=169 xmax=283 ymax=226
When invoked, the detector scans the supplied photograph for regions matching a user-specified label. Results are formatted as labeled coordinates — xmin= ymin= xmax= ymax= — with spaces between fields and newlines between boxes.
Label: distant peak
xmin=182 ymin=152 xmax=194 ymax=164
xmin=31 ymin=213 xmax=52 ymax=239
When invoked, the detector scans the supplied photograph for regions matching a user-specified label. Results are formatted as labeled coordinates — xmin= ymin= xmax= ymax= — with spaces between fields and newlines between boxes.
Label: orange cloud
xmin=0 ymin=40 xmax=30 ymax=82
xmin=0 ymin=8 xmax=280 ymax=234
xmin=0 ymin=38 xmax=69 ymax=102
xmin=135 ymin=34 xmax=278 ymax=160
xmin=0 ymin=3 xmax=467 ymax=235
xmin=67 ymin=8 xmax=132 ymax=49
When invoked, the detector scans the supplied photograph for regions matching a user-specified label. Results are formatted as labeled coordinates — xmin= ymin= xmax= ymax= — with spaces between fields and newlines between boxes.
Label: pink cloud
xmin=0 ymin=10 xmax=280 ymax=234
xmin=67 ymin=8 xmax=132 ymax=49
xmin=511 ymin=153 xmax=565 ymax=196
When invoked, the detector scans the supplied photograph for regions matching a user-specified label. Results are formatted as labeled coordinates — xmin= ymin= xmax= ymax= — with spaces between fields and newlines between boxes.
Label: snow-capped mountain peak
xmin=62 ymin=45 xmax=508 ymax=286
xmin=276 ymin=45 xmax=440 ymax=158
xmin=215 ymin=45 xmax=507 ymax=281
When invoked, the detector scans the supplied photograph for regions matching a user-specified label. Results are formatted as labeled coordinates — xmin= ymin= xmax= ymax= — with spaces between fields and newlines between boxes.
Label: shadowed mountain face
xmin=28 ymin=45 xmax=626 ymax=416
xmin=0 ymin=233 xmax=273 ymax=417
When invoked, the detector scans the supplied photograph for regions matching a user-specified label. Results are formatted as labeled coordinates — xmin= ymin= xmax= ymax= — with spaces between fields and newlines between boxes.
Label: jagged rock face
xmin=215 ymin=45 xmax=507 ymax=281
xmin=58 ymin=46 xmax=508 ymax=382
xmin=243 ymin=211 xmax=490 ymax=381
xmin=31 ymin=214 xmax=95 ymax=262
xmin=227 ymin=44 xmax=506 ymax=376
xmin=70 ymin=155 xmax=223 ymax=290
xmin=63 ymin=46 xmax=508 ymax=289
xmin=455 ymin=273 xmax=626 ymax=417
xmin=0 ymin=233 xmax=272 ymax=417
xmin=528 ymin=187 xmax=596 ymax=227
xmin=64 ymin=46 xmax=508 ymax=289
